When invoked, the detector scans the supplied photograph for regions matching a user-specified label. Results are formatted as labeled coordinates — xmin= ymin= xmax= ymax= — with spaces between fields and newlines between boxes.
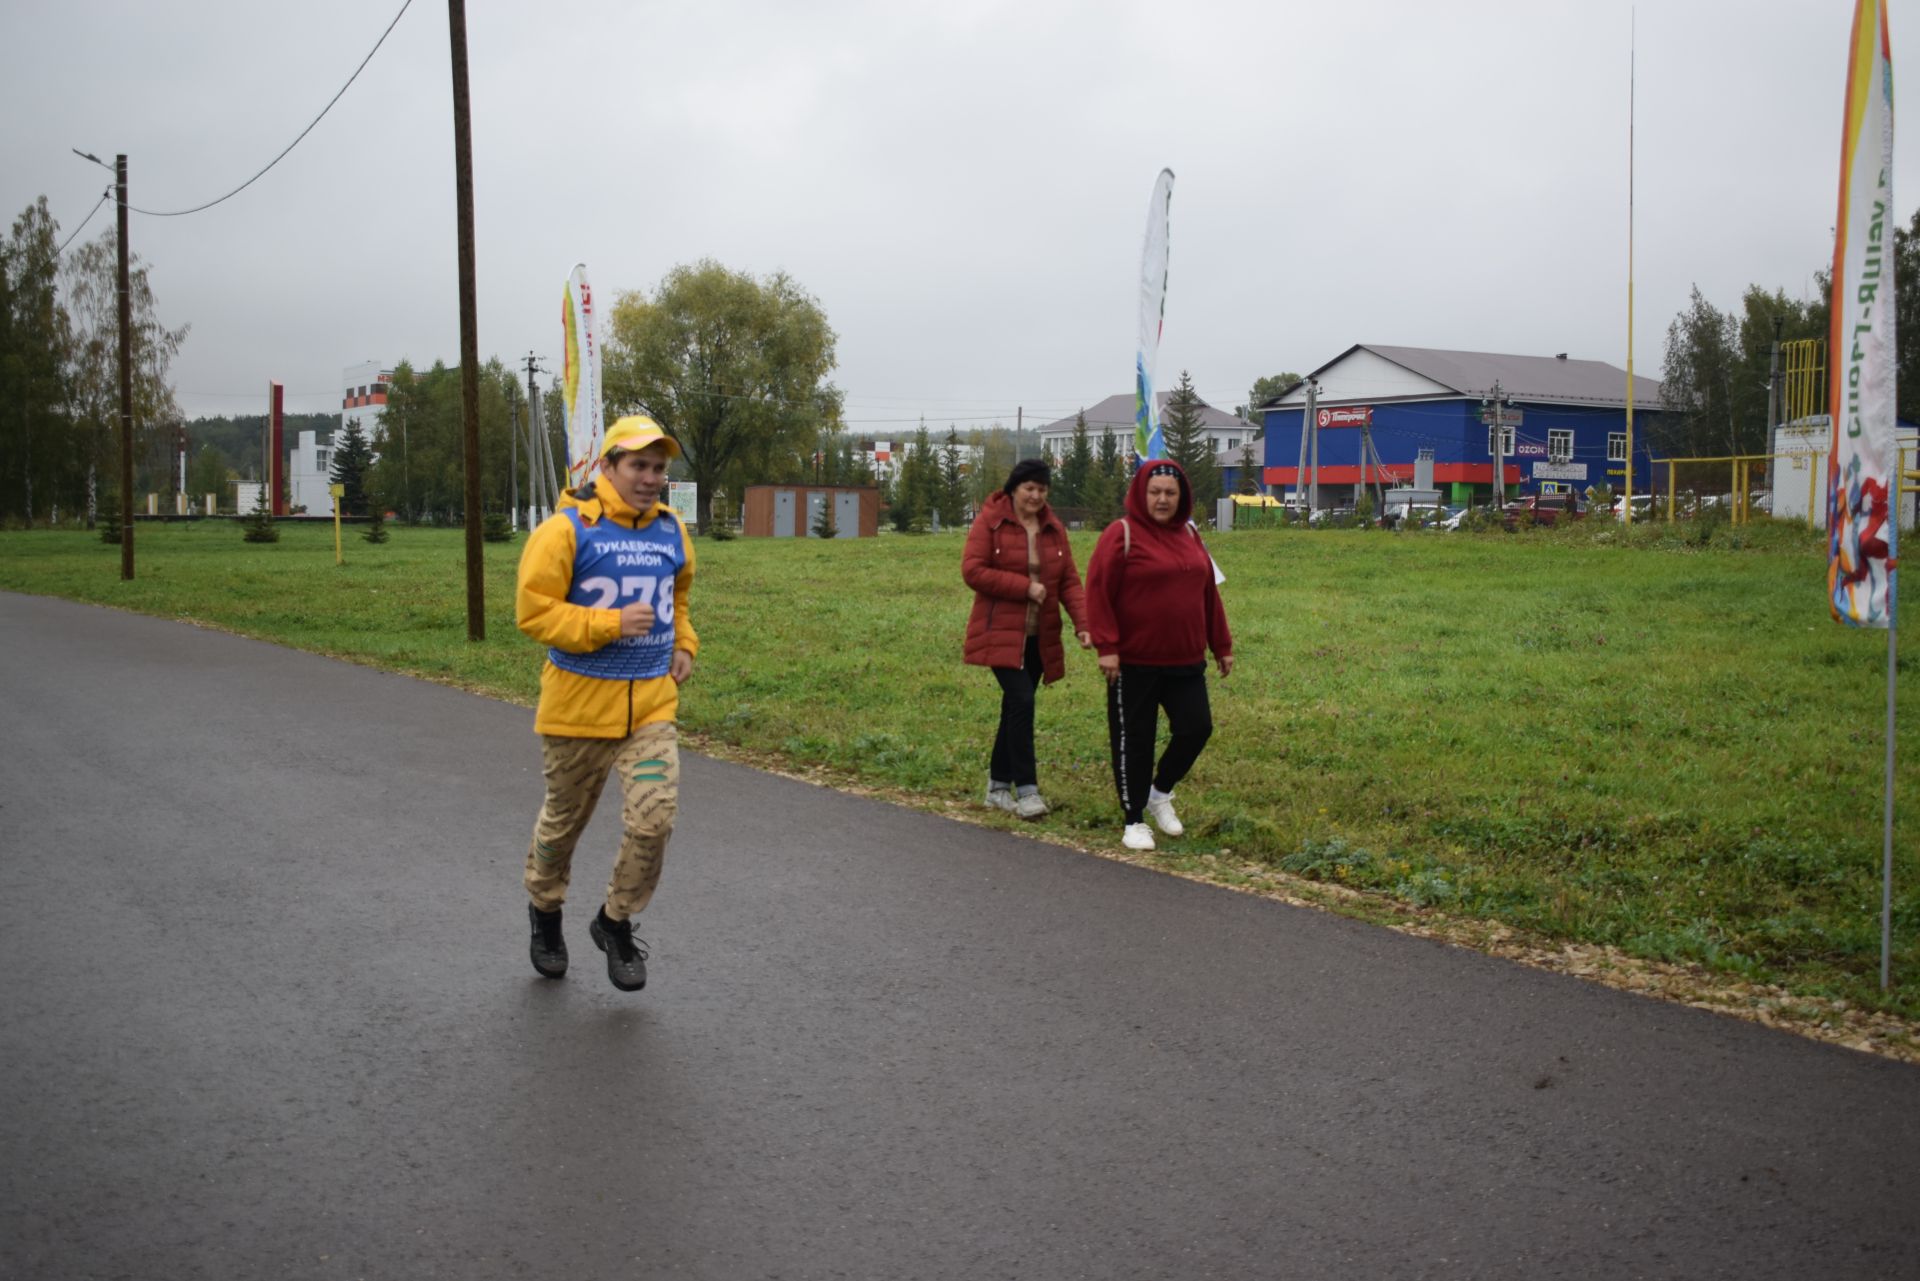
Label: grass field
xmin=4 ymin=515 xmax=1916 ymax=1023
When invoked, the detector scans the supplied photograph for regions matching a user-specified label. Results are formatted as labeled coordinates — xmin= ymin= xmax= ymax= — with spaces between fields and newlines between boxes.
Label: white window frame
xmin=1548 ymin=429 xmax=1573 ymax=463
xmin=1487 ymin=425 xmax=1515 ymax=456
xmin=1608 ymin=432 xmax=1627 ymax=461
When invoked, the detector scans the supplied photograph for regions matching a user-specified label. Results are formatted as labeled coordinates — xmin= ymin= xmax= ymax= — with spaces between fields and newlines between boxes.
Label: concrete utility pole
xmin=1359 ymin=412 xmax=1387 ymax=515
xmin=1297 ymin=380 xmax=1313 ymax=510
xmin=507 ymin=380 xmax=519 ymax=533
xmin=1304 ymin=380 xmax=1321 ymax=515
xmin=521 ymin=352 xmax=545 ymax=521
xmin=526 ymin=357 xmax=560 ymax=514
xmin=1483 ymin=379 xmax=1510 ymax=506
xmin=1363 ymin=425 xmax=1389 ymax=515
xmin=448 ymin=0 xmax=484 ymax=641
xmin=116 ymin=154 xmax=133 ymax=580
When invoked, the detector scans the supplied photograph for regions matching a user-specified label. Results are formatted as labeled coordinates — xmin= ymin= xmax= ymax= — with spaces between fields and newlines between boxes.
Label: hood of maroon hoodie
xmin=1124 ymin=458 xmax=1194 ymax=528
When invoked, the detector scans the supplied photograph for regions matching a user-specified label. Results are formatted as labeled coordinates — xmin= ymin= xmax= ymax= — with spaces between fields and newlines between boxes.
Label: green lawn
xmin=4 ymin=516 xmax=1916 ymax=1020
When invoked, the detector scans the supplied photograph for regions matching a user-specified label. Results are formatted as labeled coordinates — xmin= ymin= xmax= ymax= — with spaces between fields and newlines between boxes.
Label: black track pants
xmin=1106 ymin=662 xmax=1212 ymax=825
xmin=989 ymin=636 xmax=1046 ymax=787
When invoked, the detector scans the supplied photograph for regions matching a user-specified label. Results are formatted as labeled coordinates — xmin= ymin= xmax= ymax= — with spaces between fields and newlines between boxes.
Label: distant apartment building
xmin=280 ymin=362 xmax=392 ymax=516
xmin=1035 ymin=393 xmax=1256 ymax=463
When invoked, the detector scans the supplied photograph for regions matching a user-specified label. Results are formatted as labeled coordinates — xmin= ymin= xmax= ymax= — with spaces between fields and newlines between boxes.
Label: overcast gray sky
xmin=3 ymin=0 xmax=1911 ymax=432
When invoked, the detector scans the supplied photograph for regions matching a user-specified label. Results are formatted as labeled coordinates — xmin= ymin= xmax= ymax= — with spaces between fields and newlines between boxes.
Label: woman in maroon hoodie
xmin=1084 ymin=459 xmax=1233 ymax=850
xmin=962 ymin=459 xmax=1091 ymax=819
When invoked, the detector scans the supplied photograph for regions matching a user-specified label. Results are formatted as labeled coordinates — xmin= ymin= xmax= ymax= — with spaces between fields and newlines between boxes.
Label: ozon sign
xmin=1316 ymin=406 xmax=1373 ymax=429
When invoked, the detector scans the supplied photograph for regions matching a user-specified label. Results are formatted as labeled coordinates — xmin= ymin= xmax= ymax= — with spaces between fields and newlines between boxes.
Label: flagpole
xmin=1624 ymin=10 xmax=1636 ymax=528
xmin=1884 ymin=583 xmax=1897 ymax=989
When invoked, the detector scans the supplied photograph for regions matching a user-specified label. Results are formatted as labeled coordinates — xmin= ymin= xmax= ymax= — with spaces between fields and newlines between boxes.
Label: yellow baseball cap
xmin=601 ymin=415 xmax=682 ymax=460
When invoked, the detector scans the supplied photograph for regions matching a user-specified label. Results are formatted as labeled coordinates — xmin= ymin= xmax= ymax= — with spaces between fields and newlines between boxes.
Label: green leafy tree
xmin=939 ymin=428 xmax=968 ymax=527
xmin=602 ymin=259 xmax=840 ymax=529
xmin=1164 ymin=370 xmax=1220 ymax=513
xmin=1090 ymin=428 xmax=1125 ymax=528
xmin=968 ymin=426 xmax=1016 ymax=510
xmin=328 ymin=419 xmax=374 ymax=516
xmin=811 ymin=494 xmax=838 ymax=539
xmin=361 ymin=489 xmax=390 ymax=544
xmin=1237 ymin=372 xmax=1302 ymax=423
xmin=889 ymin=428 xmax=939 ymax=531
xmin=1896 ymin=207 xmax=1920 ymax=424
xmin=0 ymin=198 xmax=75 ymax=526
xmin=95 ymin=483 xmax=121 ymax=544
xmin=1660 ymin=282 xmax=1827 ymax=462
xmin=482 ymin=506 xmax=513 ymax=542
xmin=62 ymin=228 xmax=188 ymax=520
xmin=241 ymin=489 xmax=278 ymax=544
xmin=1163 ymin=370 xmax=1205 ymax=466
xmin=364 ymin=358 xmax=524 ymax=524
xmin=1056 ymin=412 xmax=1093 ymax=510
xmin=186 ymin=443 xmax=228 ymax=509
xmin=1660 ymin=287 xmax=1741 ymax=457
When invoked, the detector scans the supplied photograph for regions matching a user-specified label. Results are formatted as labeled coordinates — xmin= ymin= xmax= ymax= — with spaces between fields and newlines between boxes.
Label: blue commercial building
xmin=1260 ymin=345 xmax=1667 ymax=507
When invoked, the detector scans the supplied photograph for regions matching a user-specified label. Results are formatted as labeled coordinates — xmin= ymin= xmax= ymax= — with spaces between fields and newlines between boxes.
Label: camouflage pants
xmin=525 ymin=721 xmax=679 ymax=921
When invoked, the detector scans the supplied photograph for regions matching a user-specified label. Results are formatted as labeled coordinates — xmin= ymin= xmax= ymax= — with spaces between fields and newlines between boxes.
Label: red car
xmin=1501 ymin=493 xmax=1584 ymax=529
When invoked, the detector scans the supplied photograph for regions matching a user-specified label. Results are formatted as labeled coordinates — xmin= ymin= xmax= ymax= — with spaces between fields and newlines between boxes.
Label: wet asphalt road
xmin=2 ymin=590 xmax=1917 ymax=1281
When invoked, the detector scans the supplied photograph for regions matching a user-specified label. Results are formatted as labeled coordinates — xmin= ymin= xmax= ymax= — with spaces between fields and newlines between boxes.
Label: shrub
xmin=241 ymin=495 xmax=279 ymax=544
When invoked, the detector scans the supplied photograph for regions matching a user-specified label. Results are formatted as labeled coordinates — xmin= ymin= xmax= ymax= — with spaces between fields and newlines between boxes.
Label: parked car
xmin=1607 ymin=493 xmax=1654 ymax=521
xmin=1502 ymin=493 xmax=1584 ymax=529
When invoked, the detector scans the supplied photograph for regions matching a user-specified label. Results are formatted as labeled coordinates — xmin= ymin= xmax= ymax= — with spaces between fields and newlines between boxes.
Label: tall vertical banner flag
xmin=1135 ymin=169 xmax=1175 ymax=463
xmin=1828 ymin=0 xmax=1901 ymax=991
xmin=561 ymin=264 xmax=604 ymax=491
xmin=1828 ymin=0 xmax=1896 ymax=628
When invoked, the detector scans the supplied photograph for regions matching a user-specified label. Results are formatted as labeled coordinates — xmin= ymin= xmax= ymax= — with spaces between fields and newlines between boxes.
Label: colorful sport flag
xmin=1135 ymin=168 xmax=1174 ymax=463
xmin=560 ymin=264 xmax=604 ymax=490
xmin=1828 ymin=0 xmax=1897 ymax=628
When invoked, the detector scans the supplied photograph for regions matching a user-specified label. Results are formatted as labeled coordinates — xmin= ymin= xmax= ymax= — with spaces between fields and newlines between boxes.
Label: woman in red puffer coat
xmin=1083 ymin=458 xmax=1232 ymax=853
xmin=961 ymin=458 xmax=1090 ymax=820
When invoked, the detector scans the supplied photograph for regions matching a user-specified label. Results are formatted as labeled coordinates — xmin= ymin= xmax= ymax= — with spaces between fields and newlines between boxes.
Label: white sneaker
xmin=984 ymin=787 xmax=1016 ymax=813
xmin=1014 ymin=792 xmax=1049 ymax=820
xmin=1122 ymin=823 xmax=1155 ymax=851
xmin=1145 ymin=794 xmax=1184 ymax=836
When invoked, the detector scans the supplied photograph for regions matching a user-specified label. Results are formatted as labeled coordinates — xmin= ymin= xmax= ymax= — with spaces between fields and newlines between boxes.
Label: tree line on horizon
xmin=21 ymin=186 xmax=1920 ymax=535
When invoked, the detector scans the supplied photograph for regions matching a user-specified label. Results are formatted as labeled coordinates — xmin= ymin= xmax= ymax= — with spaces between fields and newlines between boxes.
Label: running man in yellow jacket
xmin=515 ymin=416 xmax=697 ymax=991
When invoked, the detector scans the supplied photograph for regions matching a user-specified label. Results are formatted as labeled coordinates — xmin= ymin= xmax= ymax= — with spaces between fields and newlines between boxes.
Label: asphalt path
xmin=2 ymin=590 xmax=1917 ymax=1281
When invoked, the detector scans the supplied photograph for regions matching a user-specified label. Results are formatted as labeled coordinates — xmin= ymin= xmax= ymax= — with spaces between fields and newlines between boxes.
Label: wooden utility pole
xmin=117 ymin=154 xmax=133 ymax=580
xmin=448 ymin=0 xmax=484 ymax=640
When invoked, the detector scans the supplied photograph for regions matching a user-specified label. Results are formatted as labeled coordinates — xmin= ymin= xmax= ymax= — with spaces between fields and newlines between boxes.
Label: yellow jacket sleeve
xmin=515 ymin=514 xmax=623 ymax=654
xmin=671 ymin=516 xmax=699 ymax=658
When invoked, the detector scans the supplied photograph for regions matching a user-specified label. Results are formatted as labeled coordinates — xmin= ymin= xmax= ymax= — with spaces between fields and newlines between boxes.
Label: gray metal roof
xmin=1265 ymin=344 xmax=1663 ymax=409
xmin=1038 ymin=392 xmax=1254 ymax=435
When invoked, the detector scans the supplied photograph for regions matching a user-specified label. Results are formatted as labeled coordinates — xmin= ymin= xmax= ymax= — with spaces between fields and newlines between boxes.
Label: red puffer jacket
xmin=961 ymin=490 xmax=1088 ymax=682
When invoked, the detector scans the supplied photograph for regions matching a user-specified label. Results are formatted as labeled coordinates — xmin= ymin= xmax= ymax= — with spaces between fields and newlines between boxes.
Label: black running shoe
xmin=590 ymin=909 xmax=649 ymax=991
xmin=528 ymin=903 xmax=568 ymax=979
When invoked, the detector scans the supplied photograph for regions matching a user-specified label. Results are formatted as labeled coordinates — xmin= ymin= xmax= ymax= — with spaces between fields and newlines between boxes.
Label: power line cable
xmin=54 ymin=188 xmax=111 ymax=257
xmin=128 ymin=0 xmax=413 ymax=217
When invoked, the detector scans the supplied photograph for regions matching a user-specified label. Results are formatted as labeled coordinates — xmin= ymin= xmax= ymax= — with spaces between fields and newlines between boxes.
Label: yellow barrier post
xmin=330 ymin=483 xmax=345 ymax=565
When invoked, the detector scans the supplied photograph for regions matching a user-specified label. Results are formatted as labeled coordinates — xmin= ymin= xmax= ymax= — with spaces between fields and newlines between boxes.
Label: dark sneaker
xmin=528 ymin=903 xmax=568 ymax=979
xmin=590 ymin=909 xmax=649 ymax=991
